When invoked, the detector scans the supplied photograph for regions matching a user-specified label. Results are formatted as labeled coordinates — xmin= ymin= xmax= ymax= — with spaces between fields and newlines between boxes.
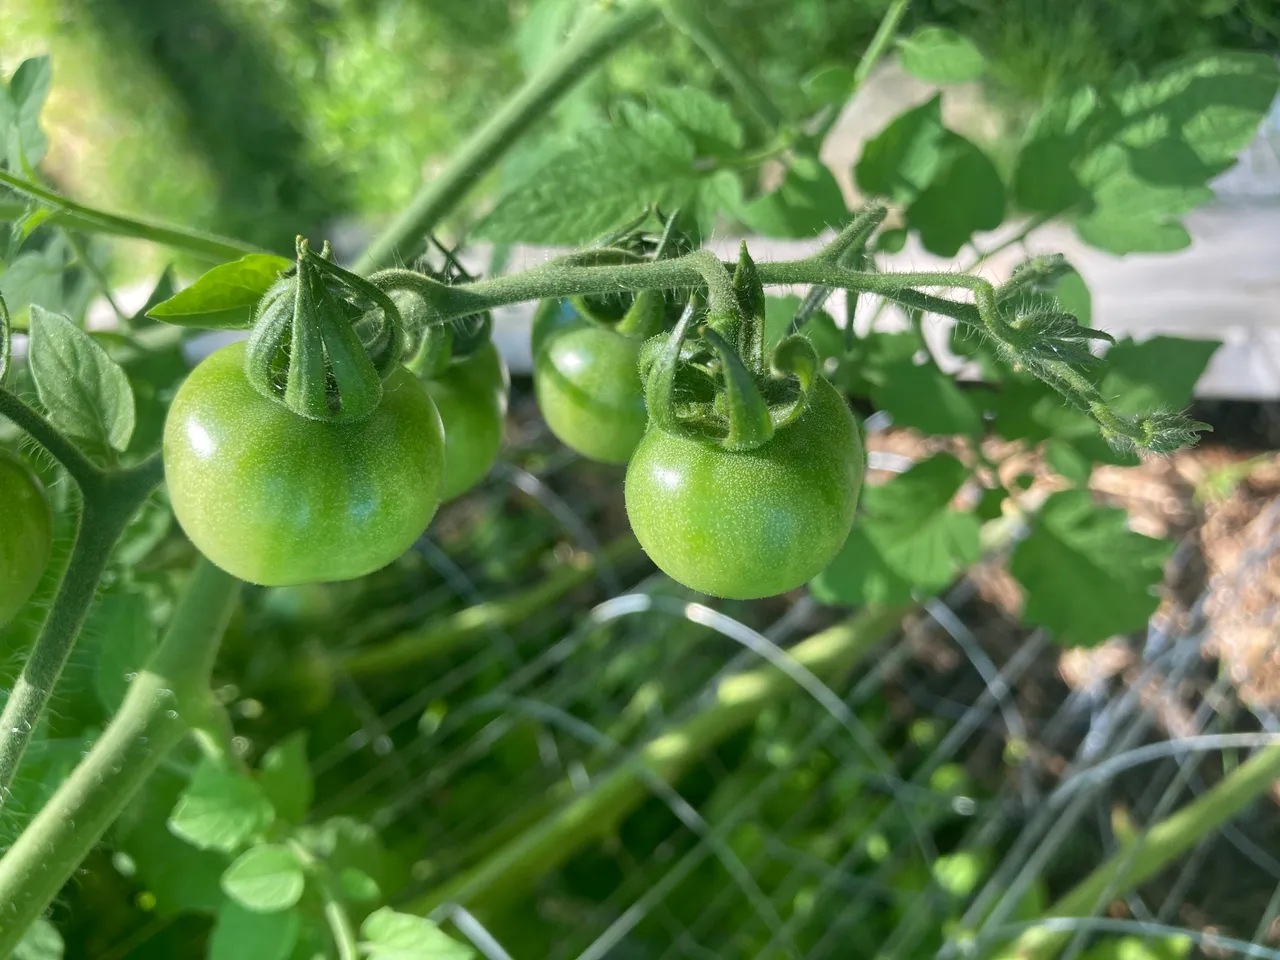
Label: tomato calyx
xmin=245 ymin=236 xmax=404 ymax=423
xmin=394 ymin=242 xmax=495 ymax=378
xmin=643 ymin=244 xmax=820 ymax=453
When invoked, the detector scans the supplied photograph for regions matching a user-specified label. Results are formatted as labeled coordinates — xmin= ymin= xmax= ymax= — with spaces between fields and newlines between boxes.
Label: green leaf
xmin=339 ymin=867 xmax=381 ymax=902
xmin=0 ymin=56 xmax=52 ymax=169
xmin=294 ymin=816 xmax=388 ymax=895
xmin=812 ymin=454 xmax=980 ymax=605
xmin=478 ymin=110 xmax=702 ymax=244
xmin=906 ymin=133 xmax=1005 ymax=256
xmin=0 ymin=243 xmax=67 ymax=326
xmin=13 ymin=916 xmax=62 ymax=960
xmin=147 ymin=254 xmax=292 ymax=329
xmin=855 ymin=95 xmax=946 ymax=205
xmin=1010 ymin=491 xmax=1172 ymax=647
xmin=1043 ymin=439 xmax=1092 ymax=486
xmin=209 ymin=900 xmax=300 ymax=960
xmin=870 ymin=360 xmax=981 ymax=436
xmin=28 ymin=305 xmax=135 ymax=455
xmin=259 ymin=732 xmax=312 ymax=825
xmin=802 ymin=64 xmax=855 ymax=107
xmin=91 ymin=588 xmax=155 ymax=713
xmin=1097 ymin=336 xmax=1219 ymax=416
xmin=168 ymin=758 xmax=275 ymax=854
xmin=1053 ymin=270 xmax=1092 ymax=327
xmin=221 ymin=844 xmax=306 ymax=913
xmin=875 ymin=227 xmax=907 ymax=253
xmin=652 ymin=87 xmax=743 ymax=157
xmin=1011 ymin=87 xmax=1103 ymax=216
xmin=898 ymin=27 xmax=986 ymax=85
xmin=740 ymin=155 xmax=848 ymax=239
xmin=360 ymin=907 xmax=476 ymax=960
xmin=129 ymin=267 xmax=179 ymax=328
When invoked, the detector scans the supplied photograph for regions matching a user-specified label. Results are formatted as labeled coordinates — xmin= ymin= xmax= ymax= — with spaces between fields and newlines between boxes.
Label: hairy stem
xmin=0 ymin=457 xmax=163 ymax=803
xmin=353 ymin=1 xmax=661 ymax=273
xmin=0 ymin=388 xmax=105 ymax=488
xmin=0 ymin=170 xmax=263 ymax=262
xmin=1007 ymin=744 xmax=1280 ymax=959
xmin=0 ymin=558 xmax=241 ymax=955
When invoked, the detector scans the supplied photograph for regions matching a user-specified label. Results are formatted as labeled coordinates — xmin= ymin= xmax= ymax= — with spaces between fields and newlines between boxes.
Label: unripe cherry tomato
xmin=624 ymin=377 xmax=864 ymax=599
xmin=0 ymin=449 xmax=53 ymax=626
xmin=427 ymin=340 xmax=510 ymax=501
xmin=163 ymin=341 xmax=445 ymax=586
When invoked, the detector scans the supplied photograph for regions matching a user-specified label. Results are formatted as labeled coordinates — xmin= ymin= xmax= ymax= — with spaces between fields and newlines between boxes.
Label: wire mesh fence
xmin=239 ymin=384 xmax=1280 ymax=960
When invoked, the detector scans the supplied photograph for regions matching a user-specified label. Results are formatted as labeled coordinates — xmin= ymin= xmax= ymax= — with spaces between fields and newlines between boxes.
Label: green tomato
xmin=533 ymin=311 xmax=647 ymax=465
xmin=163 ymin=341 xmax=445 ymax=586
xmin=427 ymin=340 xmax=510 ymax=500
xmin=624 ymin=377 xmax=864 ymax=600
xmin=0 ymin=449 xmax=53 ymax=626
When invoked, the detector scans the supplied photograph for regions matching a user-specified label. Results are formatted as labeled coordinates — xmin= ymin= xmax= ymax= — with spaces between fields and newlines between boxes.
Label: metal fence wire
xmin=274 ymin=382 xmax=1280 ymax=960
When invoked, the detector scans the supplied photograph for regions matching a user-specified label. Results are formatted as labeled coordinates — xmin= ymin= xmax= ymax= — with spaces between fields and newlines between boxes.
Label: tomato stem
xmin=0 ymin=558 xmax=240 ymax=955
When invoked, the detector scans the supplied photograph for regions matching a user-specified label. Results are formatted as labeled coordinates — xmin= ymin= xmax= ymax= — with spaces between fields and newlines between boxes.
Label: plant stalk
xmin=353 ymin=1 xmax=661 ymax=274
xmin=0 ymin=459 xmax=163 ymax=804
xmin=0 ymin=558 xmax=241 ymax=955
xmin=1006 ymin=743 xmax=1280 ymax=959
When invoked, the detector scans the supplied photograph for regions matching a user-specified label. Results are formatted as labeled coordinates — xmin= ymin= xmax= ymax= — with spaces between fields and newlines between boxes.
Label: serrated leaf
xmin=478 ymin=111 xmax=700 ymax=244
xmin=259 ymin=732 xmax=312 ymax=824
xmin=898 ymin=27 xmax=986 ymax=85
xmin=652 ymin=87 xmax=743 ymax=156
xmin=741 ymin=155 xmax=848 ymax=239
xmin=812 ymin=454 xmax=980 ymax=605
xmin=855 ymin=95 xmax=946 ymax=205
xmin=168 ymin=758 xmax=275 ymax=853
xmin=209 ymin=900 xmax=300 ymax=960
xmin=28 ymin=305 xmax=135 ymax=455
xmin=360 ymin=907 xmax=476 ymax=960
xmin=870 ymin=360 xmax=981 ymax=436
xmin=13 ymin=916 xmax=62 ymax=960
xmin=906 ymin=133 xmax=1004 ymax=256
xmin=1010 ymin=491 xmax=1172 ymax=646
xmin=147 ymin=254 xmax=292 ymax=329
xmin=90 ymin=589 xmax=155 ymax=713
xmin=0 ymin=56 xmax=52 ymax=169
xmin=221 ymin=844 xmax=306 ymax=913
xmin=1097 ymin=336 xmax=1219 ymax=416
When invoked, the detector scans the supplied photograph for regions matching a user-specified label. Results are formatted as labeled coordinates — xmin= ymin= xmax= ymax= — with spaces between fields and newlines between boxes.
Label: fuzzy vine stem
xmin=352 ymin=0 xmax=661 ymax=274
xmin=368 ymin=230 xmax=1199 ymax=453
xmin=0 ymin=401 xmax=164 ymax=803
xmin=0 ymin=558 xmax=241 ymax=956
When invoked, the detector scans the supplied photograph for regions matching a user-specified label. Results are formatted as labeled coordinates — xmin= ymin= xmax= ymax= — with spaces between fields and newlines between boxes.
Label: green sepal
xmin=767 ymin=335 xmax=819 ymax=431
xmin=731 ymin=242 xmax=766 ymax=374
xmin=406 ymin=322 xmax=453 ymax=380
xmin=644 ymin=296 xmax=701 ymax=435
xmin=700 ymin=324 xmax=773 ymax=452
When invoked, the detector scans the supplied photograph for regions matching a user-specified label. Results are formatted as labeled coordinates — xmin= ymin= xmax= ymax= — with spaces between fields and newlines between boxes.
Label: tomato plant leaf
xmin=259 ymin=732 xmax=312 ymax=825
xmin=812 ymin=454 xmax=980 ymax=605
xmin=0 ymin=242 xmax=69 ymax=327
xmin=855 ymin=95 xmax=946 ymax=205
xmin=360 ymin=907 xmax=476 ymax=960
xmin=12 ymin=916 xmax=61 ymax=960
xmin=147 ymin=254 xmax=292 ymax=329
xmin=1097 ymin=335 xmax=1219 ymax=416
xmin=90 ymin=588 xmax=155 ymax=713
xmin=294 ymin=816 xmax=389 ymax=895
xmin=478 ymin=110 xmax=701 ymax=244
xmin=168 ymin=758 xmax=275 ymax=853
xmin=209 ymin=901 xmax=300 ymax=960
xmin=0 ymin=55 xmax=52 ymax=169
xmin=1043 ymin=439 xmax=1093 ymax=486
xmin=340 ymin=867 xmax=382 ymax=902
xmin=898 ymin=27 xmax=986 ymax=85
xmin=28 ymin=305 xmax=135 ymax=455
xmin=221 ymin=844 xmax=306 ymax=913
xmin=740 ymin=154 xmax=848 ymax=239
xmin=652 ymin=87 xmax=744 ymax=157
xmin=1010 ymin=490 xmax=1172 ymax=647
xmin=906 ymin=133 xmax=1005 ymax=256
xmin=870 ymin=360 xmax=982 ymax=436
